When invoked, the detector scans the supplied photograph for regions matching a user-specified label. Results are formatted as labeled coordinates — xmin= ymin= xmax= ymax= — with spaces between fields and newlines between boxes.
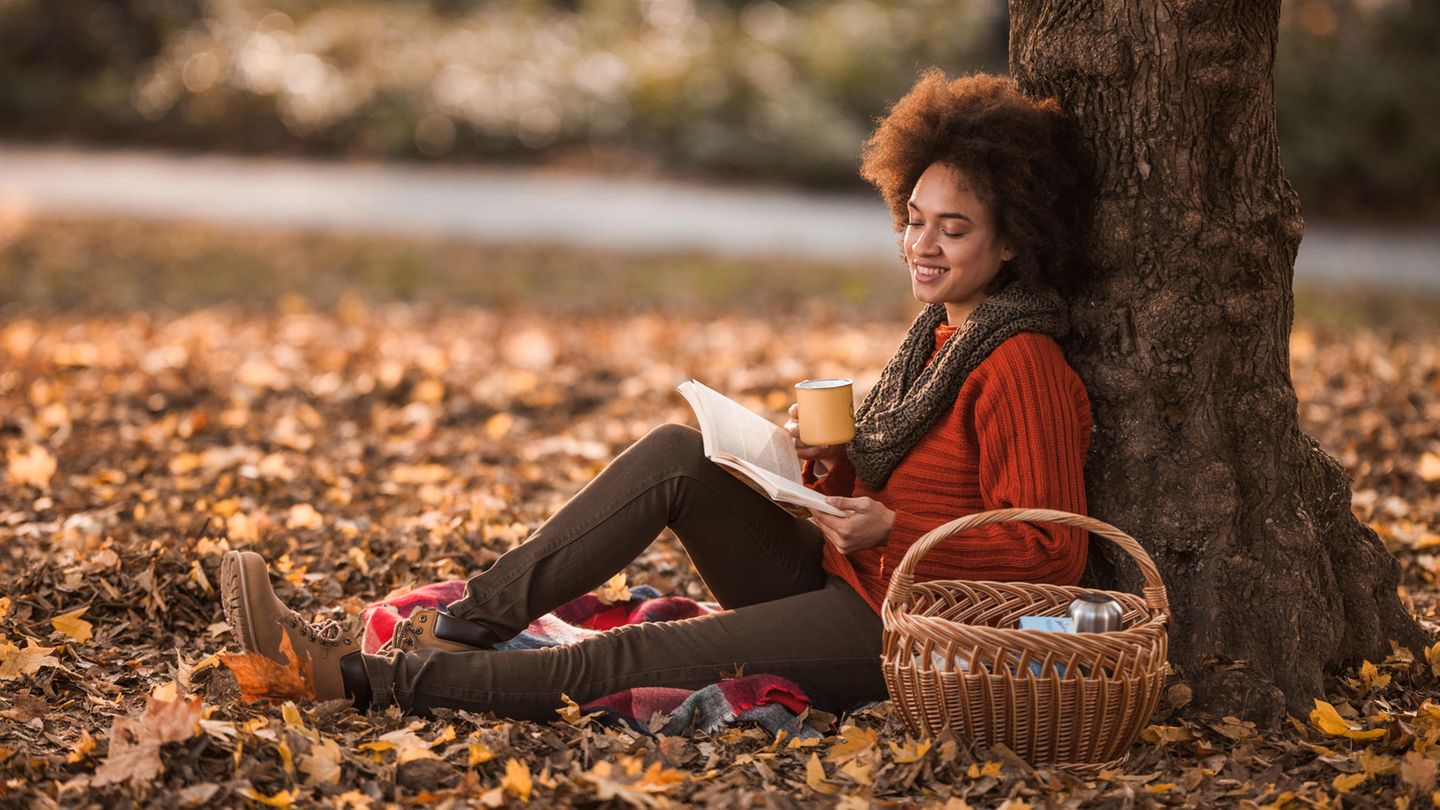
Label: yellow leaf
xmin=503 ymin=758 xmax=533 ymax=801
xmin=430 ymin=724 xmax=456 ymax=747
xmin=468 ymin=741 xmax=496 ymax=767
xmin=484 ymin=412 xmax=515 ymax=439
xmin=280 ymin=702 xmax=306 ymax=731
xmin=1418 ymin=452 xmax=1440 ymax=482
xmin=227 ymin=512 xmax=259 ymax=542
xmin=1333 ymin=772 xmax=1367 ymax=792
xmin=557 ymin=693 xmax=602 ymax=725
xmin=887 ymin=738 xmax=932 ymax=763
xmin=839 ymin=759 xmax=873 ymax=785
xmin=1141 ymin=724 xmax=1193 ymax=744
xmin=1425 ymin=643 xmax=1440 ymax=678
xmin=1362 ymin=748 xmax=1400 ymax=776
xmin=189 ymin=560 xmax=213 ymax=593
xmin=347 ymin=547 xmax=370 ymax=576
xmin=301 ymin=737 xmax=342 ymax=785
xmin=334 ymin=790 xmax=372 ymax=810
xmin=0 ymin=597 xmax=10 ymax=620
xmin=639 ymin=761 xmax=687 ymax=790
xmin=286 ymin=503 xmax=323 ymax=530
xmin=1359 ymin=660 xmax=1392 ymax=691
xmin=66 ymin=730 xmax=96 ymax=764
xmin=1310 ymin=699 xmax=1386 ymax=741
xmin=805 ymin=753 xmax=837 ymax=794
xmin=51 ymin=608 xmax=93 ymax=643
xmin=967 ymin=761 xmax=1004 ymax=779
xmin=596 ymin=573 xmax=631 ymax=606
xmin=7 ymin=444 xmax=56 ymax=489
xmin=277 ymin=738 xmax=295 ymax=777
xmin=0 ymin=637 xmax=60 ymax=680
xmin=240 ymin=788 xmax=296 ymax=808
xmin=1145 ymin=783 xmax=1177 ymax=794
xmin=826 ymin=724 xmax=877 ymax=762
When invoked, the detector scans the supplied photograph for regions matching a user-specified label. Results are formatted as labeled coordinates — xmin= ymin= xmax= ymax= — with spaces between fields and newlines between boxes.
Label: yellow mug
xmin=794 ymin=378 xmax=855 ymax=446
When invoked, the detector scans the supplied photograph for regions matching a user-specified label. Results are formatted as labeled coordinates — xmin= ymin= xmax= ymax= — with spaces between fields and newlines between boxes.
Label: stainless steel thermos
xmin=1068 ymin=593 xmax=1124 ymax=633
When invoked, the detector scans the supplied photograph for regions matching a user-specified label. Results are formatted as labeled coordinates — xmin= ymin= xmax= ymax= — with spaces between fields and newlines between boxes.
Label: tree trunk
xmin=1007 ymin=0 xmax=1428 ymax=723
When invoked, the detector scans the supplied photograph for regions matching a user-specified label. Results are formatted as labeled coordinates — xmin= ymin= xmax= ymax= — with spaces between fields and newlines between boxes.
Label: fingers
xmin=825 ymin=495 xmax=869 ymax=512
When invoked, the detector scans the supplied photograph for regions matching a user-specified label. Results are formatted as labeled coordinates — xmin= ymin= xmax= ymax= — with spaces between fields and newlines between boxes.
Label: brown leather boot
xmin=390 ymin=607 xmax=487 ymax=653
xmin=220 ymin=550 xmax=362 ymax=703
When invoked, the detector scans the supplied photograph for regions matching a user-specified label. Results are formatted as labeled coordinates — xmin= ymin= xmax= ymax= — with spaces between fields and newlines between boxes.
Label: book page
xmin=717 ymin=456 xmax=845 ymax=516
xmin=676 ymin=381 xmax=802 ymax=483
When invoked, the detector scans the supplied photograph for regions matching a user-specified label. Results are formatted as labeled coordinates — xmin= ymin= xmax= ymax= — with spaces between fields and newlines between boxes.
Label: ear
xmin=1000 ymin=244 xmax=1016 ymax=262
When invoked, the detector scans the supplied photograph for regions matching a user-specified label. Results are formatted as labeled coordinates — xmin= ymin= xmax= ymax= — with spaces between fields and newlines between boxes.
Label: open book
xmin=676 ymin=380 xmax=846 ymax=517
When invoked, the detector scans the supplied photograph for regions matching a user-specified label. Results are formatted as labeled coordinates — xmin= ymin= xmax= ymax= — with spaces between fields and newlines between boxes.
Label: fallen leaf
xmin=7 ymin=443 xmax=56 ymax=489
xmin=301 ymin=737 xmax=343 ymax=785
xmin=887 ymin=738 xmax=932 ymax=763
xmin=557 ymin=692 xmax=602 ymax=726
xmin=286 ymin=503 xmax=323 ymax=530
xmin=967 ymin=761 xmax=1004 ymax=779
xmin=1418 ymin=452 xmax=1440 ymax=482
xmin=1333 ymin=772 xmax=1368 ymax=792
xmin=469 ymin=740 xmax=497 ymax=767
xmin=1359 ymin=660 xmax=1392 ymax=691
xmin=805 ymin=753 xmax=837 ymax=794
xmin=240 ymin=787 xmax=297 ymax=808
xmin=92 ymin=693 xmax=203 ymax=786
xmin=827 ymin=724 xmax=878 ymax=762
xmin=51 ymin=608 xmax=93 ymax=643
xmin=503 ymin=757 xmax=533 ymax=802
xmin=1310 ymin=699 xmax=1386 ymax=741
xmin=1141 ymin=724 xmax=1194 ymax=744
xmin=596 ymin=573 xmax=631 ymax=605
xmin=66 ymin=730 xmax=96 ymax=764
xmin=1402 ymin=750 xmax=1438 ymax=791
xmin=0 ymin=637 xmax=60 ymax=680
xmin=218 ymin=632 xmax=315 ymax=703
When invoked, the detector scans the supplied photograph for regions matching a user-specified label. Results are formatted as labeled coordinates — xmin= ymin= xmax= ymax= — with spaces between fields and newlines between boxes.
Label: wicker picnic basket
xmin=880 ymin=508 xmax=1170 ymax=768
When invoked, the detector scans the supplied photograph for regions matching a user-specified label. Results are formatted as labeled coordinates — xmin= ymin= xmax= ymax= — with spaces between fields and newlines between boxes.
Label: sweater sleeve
xmin=904 ymin=339 xmax=1090 ymax=585
xmin=802 ymin=455 xmax=856 ymax=498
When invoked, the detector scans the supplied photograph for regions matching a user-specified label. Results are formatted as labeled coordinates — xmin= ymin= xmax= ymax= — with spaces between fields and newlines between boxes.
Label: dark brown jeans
xmin=360 ymin=423 xmax=887 ymax=720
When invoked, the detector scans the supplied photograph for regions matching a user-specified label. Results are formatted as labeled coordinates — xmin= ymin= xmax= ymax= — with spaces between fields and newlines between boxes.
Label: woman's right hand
xmin=785 ymin=403 xmax=847 ymax=467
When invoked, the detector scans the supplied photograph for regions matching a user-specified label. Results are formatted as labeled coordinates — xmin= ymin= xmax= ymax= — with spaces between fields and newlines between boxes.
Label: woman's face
xmin=903 ymin=162 xmax=1014 ymax=326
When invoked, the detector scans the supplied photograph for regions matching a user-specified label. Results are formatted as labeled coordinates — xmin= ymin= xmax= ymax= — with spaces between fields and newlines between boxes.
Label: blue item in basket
xmin=1019 ymin=615 xmax=1074 ymax=633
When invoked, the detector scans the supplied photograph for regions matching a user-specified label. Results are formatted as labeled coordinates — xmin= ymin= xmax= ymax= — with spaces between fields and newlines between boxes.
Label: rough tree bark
xmin=1007 ymin=1 xmax=1429 ymax=723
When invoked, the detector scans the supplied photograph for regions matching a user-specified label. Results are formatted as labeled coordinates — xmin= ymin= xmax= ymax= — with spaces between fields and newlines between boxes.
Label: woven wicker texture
xmin=881 ymin=508 xmax=1170 ymax=768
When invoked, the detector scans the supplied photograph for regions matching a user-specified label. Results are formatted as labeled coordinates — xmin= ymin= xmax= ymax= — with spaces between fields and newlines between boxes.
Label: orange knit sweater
xmin=804 ymin=325 xmax=1092 ymax=614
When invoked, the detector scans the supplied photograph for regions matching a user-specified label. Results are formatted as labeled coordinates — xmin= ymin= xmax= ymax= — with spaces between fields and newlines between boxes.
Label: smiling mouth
xmin=913 ymin=265 xmax=949 ymax=279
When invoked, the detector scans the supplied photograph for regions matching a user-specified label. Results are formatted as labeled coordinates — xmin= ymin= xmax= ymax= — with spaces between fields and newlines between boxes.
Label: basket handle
xmin=882 ymin=507 xmax=1169 ymax=621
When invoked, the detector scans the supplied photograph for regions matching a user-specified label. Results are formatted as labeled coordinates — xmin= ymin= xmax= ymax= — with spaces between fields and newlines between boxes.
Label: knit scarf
xmin=848 ymin=279 xmax=1070 ymax=491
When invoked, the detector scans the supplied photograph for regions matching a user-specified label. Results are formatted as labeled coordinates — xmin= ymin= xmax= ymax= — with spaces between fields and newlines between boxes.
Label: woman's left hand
xmin=810 ymin=496 xmax=895 ymax=554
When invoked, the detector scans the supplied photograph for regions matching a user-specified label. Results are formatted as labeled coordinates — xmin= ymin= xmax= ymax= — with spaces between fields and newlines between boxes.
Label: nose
xmin=907 ymin=225 xmax=940 ymax=258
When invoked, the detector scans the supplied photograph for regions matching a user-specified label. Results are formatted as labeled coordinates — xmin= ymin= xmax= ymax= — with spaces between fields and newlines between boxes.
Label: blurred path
xmin=2 ymin=144 xmax=1437 ymax=288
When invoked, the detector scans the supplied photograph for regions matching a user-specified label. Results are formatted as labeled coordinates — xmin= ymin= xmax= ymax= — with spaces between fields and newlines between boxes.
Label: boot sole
xmin=220 ymin=550 xmax=263 ymax=654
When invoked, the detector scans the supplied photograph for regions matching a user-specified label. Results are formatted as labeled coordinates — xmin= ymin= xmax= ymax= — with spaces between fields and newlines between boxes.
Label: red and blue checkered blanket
xmin=362 ymin=582 xmax=826 ymax=739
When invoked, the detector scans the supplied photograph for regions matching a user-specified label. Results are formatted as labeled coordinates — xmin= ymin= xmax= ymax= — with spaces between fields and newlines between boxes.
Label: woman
xmin=219 ymin=69 xmax=1093 ymax=717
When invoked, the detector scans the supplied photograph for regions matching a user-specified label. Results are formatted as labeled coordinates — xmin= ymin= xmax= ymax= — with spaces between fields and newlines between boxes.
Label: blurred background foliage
xmin=0 ymin=0 xmax=1434 ymax=219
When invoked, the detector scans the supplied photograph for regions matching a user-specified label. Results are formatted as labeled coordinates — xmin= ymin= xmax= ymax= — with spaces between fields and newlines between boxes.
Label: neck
xmin=944 ymin=298 xmax=984 ymax=326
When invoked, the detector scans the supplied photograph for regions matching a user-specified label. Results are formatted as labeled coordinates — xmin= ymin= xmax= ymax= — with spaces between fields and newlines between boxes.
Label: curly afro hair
xmin=859 ymin=69 xmax=1090 ymax=293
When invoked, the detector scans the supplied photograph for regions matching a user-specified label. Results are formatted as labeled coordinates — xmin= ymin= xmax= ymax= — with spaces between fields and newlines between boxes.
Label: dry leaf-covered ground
xmin=3 ymin=217 xmax=1440 ymax=807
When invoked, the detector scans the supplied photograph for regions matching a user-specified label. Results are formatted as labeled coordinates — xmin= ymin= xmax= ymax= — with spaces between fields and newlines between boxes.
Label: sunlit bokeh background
xmin=0 ymin=0 xmax=1435 ymax=313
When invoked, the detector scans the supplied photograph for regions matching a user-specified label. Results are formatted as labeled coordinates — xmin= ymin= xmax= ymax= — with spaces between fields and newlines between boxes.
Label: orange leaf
xmin=218 ymin=632 xmax=314 ymax=704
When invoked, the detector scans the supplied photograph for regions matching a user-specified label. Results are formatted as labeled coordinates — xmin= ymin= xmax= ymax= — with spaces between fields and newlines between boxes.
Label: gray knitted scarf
xmin=848 ymin=280 xmax=1070 ymax=490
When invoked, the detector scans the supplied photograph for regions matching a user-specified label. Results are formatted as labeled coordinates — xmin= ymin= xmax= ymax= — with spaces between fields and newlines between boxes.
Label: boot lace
xmin=286 ymin=613 xmax=353 ymax=647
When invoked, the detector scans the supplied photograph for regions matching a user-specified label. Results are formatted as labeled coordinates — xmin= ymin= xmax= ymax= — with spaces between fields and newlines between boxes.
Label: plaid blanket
xmin=362 ymin=581 xmax=826 ymax=739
